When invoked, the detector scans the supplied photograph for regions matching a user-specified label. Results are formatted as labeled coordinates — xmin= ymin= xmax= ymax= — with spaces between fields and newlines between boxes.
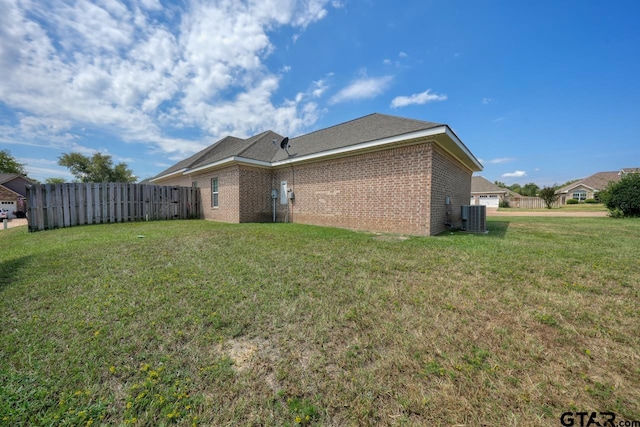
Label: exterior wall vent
xmin=461 ymin=205 xmax=487 ymax=233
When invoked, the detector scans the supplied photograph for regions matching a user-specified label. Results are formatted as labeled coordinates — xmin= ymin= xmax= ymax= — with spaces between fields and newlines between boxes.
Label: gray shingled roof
xmin=471 ymin=176 xmax=507 ymax=194
xmin=556 ymin=171 xmax=621 ymax=193
xmin=271 ymin=113 xmax=442 ymax=162
xmin=189 ymin=131 xmax=284 ymax=170
xmin=152 ymin=113 xmax=477 ymax=181
xmin=0 ymin=173 xmax=22 ymax=184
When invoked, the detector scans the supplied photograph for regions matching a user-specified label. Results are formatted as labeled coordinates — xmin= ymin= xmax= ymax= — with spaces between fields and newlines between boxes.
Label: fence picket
xmin=25 ymin=183 xmax=200 ymax=232
xmin=507 ymin=196 xmax=560 ymax=209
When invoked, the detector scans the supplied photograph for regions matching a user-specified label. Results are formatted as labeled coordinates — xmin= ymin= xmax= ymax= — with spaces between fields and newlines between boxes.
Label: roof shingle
xmin=151 ymin=113 xmax=479 ymax=181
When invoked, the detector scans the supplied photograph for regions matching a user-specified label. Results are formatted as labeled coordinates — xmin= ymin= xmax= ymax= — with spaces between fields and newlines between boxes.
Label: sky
xmin=1 ymin=0 xmax=639 ymax=186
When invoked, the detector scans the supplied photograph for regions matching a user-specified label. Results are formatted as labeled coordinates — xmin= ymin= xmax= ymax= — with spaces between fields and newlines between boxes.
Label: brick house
xmin=0 ymin=173 xmax=32 ymax=218
xmin=555 ymin=168 xmax=640 ymax=204
xmin=470 ymin=176 xmax=509 ymax=208
xmin=151 ymin=113 xmax=482 ymax=236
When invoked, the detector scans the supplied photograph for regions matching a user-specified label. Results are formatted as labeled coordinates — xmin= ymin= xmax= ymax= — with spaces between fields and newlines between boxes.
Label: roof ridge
xmin=236 ymin=130 xmax=279 ymax=158
xmin=189 ymin=135 xmax=243 ymax=166
xmin=290 ymin=112 xmax=442 ymax=142
xmin=290 ymin=113 xmax=379 ymax=140
xmin=371 ymin=112 xmax=444 ymax=126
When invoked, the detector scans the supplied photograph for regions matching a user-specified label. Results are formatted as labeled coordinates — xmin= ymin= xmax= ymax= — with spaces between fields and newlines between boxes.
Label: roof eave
xmin=186 ymin=157 xmax=272 ymax=175
xmin=558 ymin=182 xmax=598 ymax=193
xmin=150 ymin=168 xmax=188 ymax=183
xmin=272 ymin=125 xmax=482 ymax=171
xmin=440 ymin=126 xmax=484 ymax=172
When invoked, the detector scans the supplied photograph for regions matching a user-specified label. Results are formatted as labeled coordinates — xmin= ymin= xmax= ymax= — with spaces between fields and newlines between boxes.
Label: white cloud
xmin=487 ymin=157 xmax=515 ymax=164
xmin=0 ymin=0 xmax=334 ymax=159
xmin=383 ymin=51 xmax=409 ymax=67
xmin=502 ymin=170 xmax=527 ymax=178
xmin=311 ymin=78 xmax=330 ymax=98
xmin=329 ymin=76 xmax=393 ymax=104
xmin=19 ymin=158 xmax=75 ymax=181
xmin=390 ymin=89 xmax=447 ymax=108
xmin=482 ymin=97 xmax=492 ymax=104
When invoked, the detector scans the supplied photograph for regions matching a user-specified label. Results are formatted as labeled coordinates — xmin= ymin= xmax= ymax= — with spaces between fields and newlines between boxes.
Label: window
xmin=572 ymin=190 xmax=587 ymax=201
xmin=211 ymin=178 xmax=219 ymax=207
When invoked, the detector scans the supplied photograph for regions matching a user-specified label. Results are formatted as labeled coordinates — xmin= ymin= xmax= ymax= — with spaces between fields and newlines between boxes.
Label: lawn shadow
xmin=484 ymin=221 xmax=510 ymax=238
xmin=0 ymin=256 xmax=32 ymax=293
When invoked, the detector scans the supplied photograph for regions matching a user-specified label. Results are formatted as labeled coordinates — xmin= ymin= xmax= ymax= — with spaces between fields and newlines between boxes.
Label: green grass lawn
xmin=1 ymin=217 xmax=639 ymax=426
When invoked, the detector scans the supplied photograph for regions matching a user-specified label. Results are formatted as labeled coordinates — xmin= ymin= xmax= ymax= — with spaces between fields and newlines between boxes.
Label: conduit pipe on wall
xmin=271 ymin=189 xmax=278 ymax=222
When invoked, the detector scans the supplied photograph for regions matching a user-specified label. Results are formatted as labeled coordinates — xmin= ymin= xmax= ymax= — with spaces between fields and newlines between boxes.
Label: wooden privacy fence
xmin=26 ymin=183 xmax=202 ymax=232
xmin=507 ymin=196 xmax=560 ymax=209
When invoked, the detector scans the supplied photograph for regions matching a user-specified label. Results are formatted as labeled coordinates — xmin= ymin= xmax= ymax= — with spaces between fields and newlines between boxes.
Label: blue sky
xmin=1 ymin=0 xmax=638 ymax=186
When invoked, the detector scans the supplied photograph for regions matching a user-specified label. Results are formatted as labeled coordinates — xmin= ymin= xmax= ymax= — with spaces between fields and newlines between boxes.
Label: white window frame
xmin=211 ymin=178 xmax=219 ymax=208
xmin=572 ymin=190 xmax=587 ymax=201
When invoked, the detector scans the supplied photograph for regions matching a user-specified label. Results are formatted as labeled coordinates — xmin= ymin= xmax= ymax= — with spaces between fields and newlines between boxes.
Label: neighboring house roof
xmin=152 ymin=113 xmax=482 ymax=182
xmin=620 ymin=167 xmax=640 ymax=174
xmin=0 ymin=173 xmax=34 ymax=197
xmin=0 ymin=173 xmax=23 ymax=185
xmin=505 ymin=188 xmax=522 ymax=198
xmin=471 ymin=176 xmax=507 ymax=194
xmin=556 ymin=171 xmax=623 ymax=194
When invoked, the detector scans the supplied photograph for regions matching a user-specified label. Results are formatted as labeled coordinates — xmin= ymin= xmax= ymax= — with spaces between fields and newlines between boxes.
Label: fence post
xmin=25 ymin=183 xmax=199 ymax=231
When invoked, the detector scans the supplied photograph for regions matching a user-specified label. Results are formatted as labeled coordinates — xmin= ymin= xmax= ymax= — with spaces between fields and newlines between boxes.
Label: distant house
xmin=470 ymin=176 xmax=510 ymax=208
xmin=151 ymin=113 xmax=483 ymax=236
xmin=0 ymin=173 xmax=33 ymax=218
xmin=555 ymin=168 xmax=640 ymax=204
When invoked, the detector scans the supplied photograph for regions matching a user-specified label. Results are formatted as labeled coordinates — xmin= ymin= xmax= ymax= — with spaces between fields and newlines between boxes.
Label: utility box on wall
xmin=280 ymin=181 xmax=288 ymax=205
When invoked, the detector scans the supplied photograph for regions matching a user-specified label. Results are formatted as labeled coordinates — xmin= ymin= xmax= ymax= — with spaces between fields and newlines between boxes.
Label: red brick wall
xmin=273 ymin=143 xmax=432 ymax=235
xmin=190 ymin=166 xmax=240 ymax=223
xmin=154 ymin=142 xmax=473 ymax=235
xmin=0 ymin=186 xmax=18 ymax=202
xmin=238 ymin=166 xmax=273 ymax=223
xmin=429 ymin=145 xmax=473 ymax=235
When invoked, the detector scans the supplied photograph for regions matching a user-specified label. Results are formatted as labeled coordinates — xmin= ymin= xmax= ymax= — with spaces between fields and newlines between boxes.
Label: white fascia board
xmin=565 ymin=183 xmax=597 ymax=192
xmin=186 ymin=157 xmax=272 ymax=175
xmin=272 ymin=126 xmax=451 ymax=167
xmin=444 ymin=127 xmax=484 ymax=171
xmin=150 ymin=168 xmax=187 ymax=183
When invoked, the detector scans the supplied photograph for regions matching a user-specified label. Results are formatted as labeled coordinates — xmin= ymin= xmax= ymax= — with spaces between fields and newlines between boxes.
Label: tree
xmin=0 ymin=149 xmax=27 ymax=175
xmin=509 ymin=183 xmax=522 ymax=194
xmin=538 ymin=187 xmax=559 ymax=209
xmin=494 ymin=181 xmax=507 ymax=188
xmin=58 ymin=152 xmax=136 ymax=183
xmin=600 ymin=173 xmax=640 ymax=217
xmin=521 ymin=182 xmax=541 ymax=197
xmin=45 ymin=177 xmax=66 ymax=184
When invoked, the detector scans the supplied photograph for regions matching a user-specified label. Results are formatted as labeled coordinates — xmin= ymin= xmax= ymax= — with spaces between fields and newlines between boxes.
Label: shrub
xmin=602 ymin=173 xmax=640 ymax=217
xmin=608 ymin=208 xmax=625 ymax=218
xmin=566 ymin=199 xmax=579 ymax=205
xmin=584 ymin=198 xmax=597 ymax=204
xmin=499 ymin=200 xmax=510 ymax=208
xmin=538 ymin=187 xmax=558 ymax=209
